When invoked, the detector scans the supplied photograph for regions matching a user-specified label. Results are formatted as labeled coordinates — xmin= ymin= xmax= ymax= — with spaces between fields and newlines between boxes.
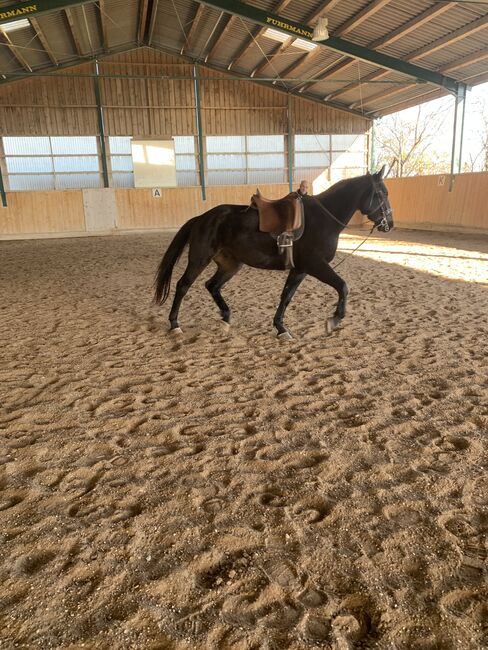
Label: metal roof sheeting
xmin=0 ymin=0 xmax=487 ymax=116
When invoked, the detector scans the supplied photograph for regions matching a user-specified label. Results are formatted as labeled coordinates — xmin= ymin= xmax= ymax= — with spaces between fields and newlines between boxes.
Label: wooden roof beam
xmin=301 ymin=2 xmax=455 ymax=94
xmin=410 ymin=14 xmax=488 ymax=62
xmin=251 ymin=35 xmax=295 ymax=77
xmin=200 ymin=11 xmax=225 ymax=60
xmin=65 ymin=7 xmax=84 ymax=55
xmin=147 ymin=0 xmax=159 ymax=46
xmin=181 ymin=3 xmax=205 ymax=55
xmin=137 ymin=0 xmax=149 ymax=44
xmin=98 ymin=0 xmax=109 ymax=51
xmin=349 ymin=45 xmax=488 ymax=110
xmin=30 ymin=17 xmax=59 ymax=65
xmin=440 ymin=47 xmax=488 ymax=73
xmin=324 ymin=8 xmax=486 ymax=102
xmin=227 ymin=0 xmax=294 ymax=71
xmin=0 ymin=29 xmax=32 ymax=71
xmin=197 ymin=0 xmax=461 ymax=93
xmin=205 ymin=13 xmax=235 ymax=61
xmin=241 ymin=0 xmax=341 ymax=77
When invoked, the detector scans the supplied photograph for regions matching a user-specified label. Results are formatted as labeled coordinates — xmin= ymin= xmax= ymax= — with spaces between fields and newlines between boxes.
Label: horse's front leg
xmin=273 ymin=269 xmax=307 ymax=339
xmin=308 ymin=260 xmax=349 ymax=334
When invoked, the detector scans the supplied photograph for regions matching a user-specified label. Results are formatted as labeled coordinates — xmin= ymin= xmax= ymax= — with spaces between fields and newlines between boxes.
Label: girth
xmin=251 ymin=189 xmax=305 ymax=269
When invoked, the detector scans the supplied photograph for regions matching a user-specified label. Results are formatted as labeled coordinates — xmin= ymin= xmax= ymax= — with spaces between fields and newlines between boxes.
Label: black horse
xmin=154 ymin=166 xmax=393 ymax=338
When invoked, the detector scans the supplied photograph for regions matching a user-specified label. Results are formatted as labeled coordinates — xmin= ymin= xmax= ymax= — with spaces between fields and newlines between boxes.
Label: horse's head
xmin=360 ymin=165 xmax=393 ymax=232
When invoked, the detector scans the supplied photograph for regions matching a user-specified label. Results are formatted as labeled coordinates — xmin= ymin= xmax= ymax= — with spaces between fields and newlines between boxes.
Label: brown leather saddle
xmin=251 ymin=189 xmax=305 ymax=269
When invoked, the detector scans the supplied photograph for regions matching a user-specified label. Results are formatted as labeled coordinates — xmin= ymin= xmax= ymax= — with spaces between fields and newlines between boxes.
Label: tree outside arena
xmin=373 ymin=82 xmax=488 ymax=177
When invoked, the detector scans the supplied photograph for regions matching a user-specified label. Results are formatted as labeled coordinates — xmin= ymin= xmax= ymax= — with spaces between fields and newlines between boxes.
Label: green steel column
xmin=458 ymin=87 xmax=467 ymax=174
xmin=449 ymin=84 xmax=466 ymax=192
xmin=194 ymin=64 xmax=206 ymax=201
xmin=369 ymin=120 xmax=376 ymax=173
xmin=94 ymin=59 xmax=109 ymax=188
xmin=287 ymin=94 xmax=293 ymax=192
xmin=0 ymin=162 xmax=6 ymax=208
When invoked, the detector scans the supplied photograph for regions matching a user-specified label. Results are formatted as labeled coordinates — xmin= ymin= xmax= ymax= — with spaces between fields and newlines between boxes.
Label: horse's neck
xmin=316 ymin=178 xmax=366 ymax=229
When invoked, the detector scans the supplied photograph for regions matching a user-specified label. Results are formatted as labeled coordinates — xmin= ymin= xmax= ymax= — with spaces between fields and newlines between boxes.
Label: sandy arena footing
xmin=0 ymin=229 xmax=487 ymax=649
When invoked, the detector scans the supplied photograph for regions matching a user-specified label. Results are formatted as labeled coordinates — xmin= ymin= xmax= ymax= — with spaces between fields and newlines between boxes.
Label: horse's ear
xmin=375 ymin=164 xmax=386 ymax=179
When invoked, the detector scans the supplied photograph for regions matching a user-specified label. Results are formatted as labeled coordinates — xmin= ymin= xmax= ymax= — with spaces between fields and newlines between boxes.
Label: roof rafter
xmin=301 ymin=2 xmax=455 ymax=95
xmin=0 ymin=29 xmax=32 ymax=71
xmin=200 ymin=11 xmax=225 ymax=60
xmin=205 ymin=14 xmax=234 ymax=61
xmin=328 ymin=12 xmax=488 ymax=104
xmin=137 ymin=0 xmax=149 ymax=44
xmin=199 ymin=0 xmax=461 ymax=93
xmin=251 ymin=35 xmax=294 ymax=77
xmin=227 ymin=0 xmax=294 ymax=71
xmin=147 ymin=0 xmax=159 ymax=45
xmin=65 ymin=7 xmax=84 ymax=55
xmin=30 ymin=17 xmax=59 ymax=65
xmin=181 ymin=3 xmax=205 ymax=55
xmin=98 ymin=0 xmax=109 ymax=51
xmin=245 ymin=0 xmax=341 ymax=79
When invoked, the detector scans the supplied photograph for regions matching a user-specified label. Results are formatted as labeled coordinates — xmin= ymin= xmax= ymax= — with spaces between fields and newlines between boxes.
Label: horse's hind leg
xmin=168 ymin=257 xmax=211 ymax=332
xmin=205 ymin=254 xmax=242 ymax=325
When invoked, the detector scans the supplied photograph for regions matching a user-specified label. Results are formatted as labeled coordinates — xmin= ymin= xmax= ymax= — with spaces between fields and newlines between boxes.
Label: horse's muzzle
xmin=376 ymin=216 xmax=392 ymax=232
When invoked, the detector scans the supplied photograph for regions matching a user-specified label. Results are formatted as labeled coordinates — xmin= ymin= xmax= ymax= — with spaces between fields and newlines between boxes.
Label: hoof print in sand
xmin=261 ymin=556 xmax=300 ymax=589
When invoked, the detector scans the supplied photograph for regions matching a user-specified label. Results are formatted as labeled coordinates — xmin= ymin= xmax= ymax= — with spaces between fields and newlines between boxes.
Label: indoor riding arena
xmin=1 ymin=1 xmax=487 ymax=649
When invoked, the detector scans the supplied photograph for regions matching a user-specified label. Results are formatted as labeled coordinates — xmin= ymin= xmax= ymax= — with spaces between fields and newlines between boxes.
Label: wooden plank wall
xmin=4 ymin=173 xmax=488 ymax=237
xmin=0 ymin=191 xmax=85 ymax=235
xmin=0 ymin=48 xmax=369 ymax=137
xmin=0 ymin=185 xmax=288 ymax=236
xmin=385 ymin=173 xmax=488 ymax=233
xmin=116 ymin=184 xmax=288 ymax=230
xmin=0 ymin=63 xmax=98 ymax=135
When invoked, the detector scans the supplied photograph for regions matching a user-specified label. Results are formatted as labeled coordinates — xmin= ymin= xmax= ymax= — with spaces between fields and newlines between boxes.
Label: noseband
xmin=367 ymin=179 xmax=392 ymax=231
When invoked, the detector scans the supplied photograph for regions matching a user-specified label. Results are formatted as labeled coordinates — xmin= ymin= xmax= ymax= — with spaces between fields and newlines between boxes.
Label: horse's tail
xmin=153 ymin=216 xmax=198 ymax=305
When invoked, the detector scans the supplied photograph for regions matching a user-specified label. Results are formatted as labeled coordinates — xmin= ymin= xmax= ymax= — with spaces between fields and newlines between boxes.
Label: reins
xmin=309 ymin=179 xmax=389 ymax=270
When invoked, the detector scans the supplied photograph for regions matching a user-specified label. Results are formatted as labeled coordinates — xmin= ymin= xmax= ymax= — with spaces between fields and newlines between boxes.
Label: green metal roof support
xmin=94 ymin=59 xmax=110 ymax=188
xmin=0 ymin=163 xmax=7 ymax=208
xmin=199 ymin=0 xmax=462 ymax=95
xmin=287 ymin=94 xmax=293 ymax=192
xmin=0 ymin=0 xmax=91 ymax=26
xmin=193 ymin=64 xmax=206 ymax=201
xmin=449 ymin=83 xmax=467 ymax=192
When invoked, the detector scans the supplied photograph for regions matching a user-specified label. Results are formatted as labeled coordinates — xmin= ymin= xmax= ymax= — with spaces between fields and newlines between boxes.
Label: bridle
xmin=367 ymin=177 xmax=392 ymax=232
xmin=309 ymin=175 xmax=392 ymax=269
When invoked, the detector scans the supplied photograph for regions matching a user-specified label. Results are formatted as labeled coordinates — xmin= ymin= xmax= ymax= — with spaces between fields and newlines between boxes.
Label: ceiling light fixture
xmin=312 ymin=17 xmax=329 ymax=42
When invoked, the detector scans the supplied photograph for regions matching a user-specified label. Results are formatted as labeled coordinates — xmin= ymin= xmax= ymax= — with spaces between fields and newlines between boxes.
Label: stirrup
xmin=277 ymin=232 xmax=294 ymax=269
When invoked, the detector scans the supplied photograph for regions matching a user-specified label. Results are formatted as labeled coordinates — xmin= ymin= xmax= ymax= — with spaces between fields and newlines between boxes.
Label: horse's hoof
xmin=169 ymin=327 xmax=183 ymax=334
xmin=220 ymin=320 xmax=231 ymax=330
xmin=326 ymin=318 xmax=336 ymax=335
xmin=277 ymin=331 xmax=293 ymax=341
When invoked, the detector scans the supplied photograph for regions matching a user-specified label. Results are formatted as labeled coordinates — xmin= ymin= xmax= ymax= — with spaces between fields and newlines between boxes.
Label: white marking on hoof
xmin=169 ymin=327 xmax=183 ymax=334
xmin=326 ymin=318 xmax=335 ymax=335
xmin=220 ymin=320 xmax=231 ymax=330
xmin=278 ymin=331 xmax=293 ymax=341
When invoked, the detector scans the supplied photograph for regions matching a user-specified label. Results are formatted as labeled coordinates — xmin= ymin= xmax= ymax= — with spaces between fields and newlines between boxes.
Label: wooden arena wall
xmin=0 ymin=185 xmax=291 ymax=237
xmin=384 ymin=173 xmax=488 ymax=234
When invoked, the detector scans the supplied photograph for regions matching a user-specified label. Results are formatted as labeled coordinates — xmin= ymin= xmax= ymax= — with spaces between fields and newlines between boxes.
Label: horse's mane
xmin=314 ymin=173 xmax=370 ymax=201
